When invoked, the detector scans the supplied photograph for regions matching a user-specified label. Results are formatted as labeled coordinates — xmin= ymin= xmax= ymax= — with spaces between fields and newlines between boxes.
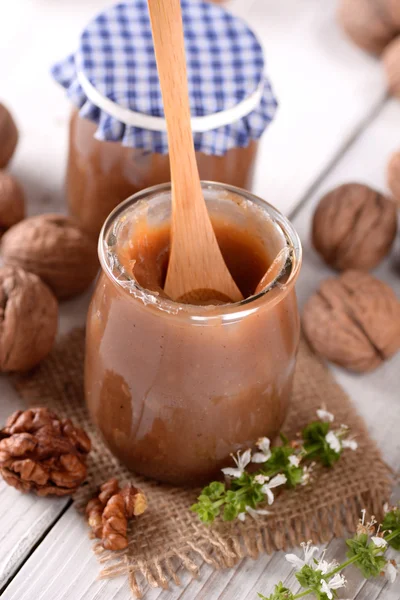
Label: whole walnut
xmin=312 ymin=183 xmax=397 ymax=271
xmin=0 ymin=266 xmax=58 ymax=371
xmin=337 ymin=0 xmax=400 ymax=55
xmin=1 ymin=214 xmax=99 ymax=299
xmin=0 ymin=407 xmax=91 ymax=496
xmin=383 ymin=36 xmax=400 ymax=97
xmin=381 ymin=0 xmax=400 ymax=28
xmin=0 ymin=171 xmax=25 ymax=230
xmin=302 ymin=271 xmax=400 ymax=372
xmin=387 ymin=150 xmax=400 ymax=205
xmin=0 ymin=104 xmax=18 ymax=168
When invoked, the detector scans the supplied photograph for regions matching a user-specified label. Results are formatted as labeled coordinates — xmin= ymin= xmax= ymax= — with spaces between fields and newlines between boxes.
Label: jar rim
xmin=98 ymin=181 xmax=302 ymax=320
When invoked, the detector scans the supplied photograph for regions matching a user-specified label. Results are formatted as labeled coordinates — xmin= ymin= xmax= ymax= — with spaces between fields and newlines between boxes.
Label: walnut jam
xmin=67 ymin=110 xmax=258 ymax=238
xmin=85 ymin=183 xmax=302 ymax=485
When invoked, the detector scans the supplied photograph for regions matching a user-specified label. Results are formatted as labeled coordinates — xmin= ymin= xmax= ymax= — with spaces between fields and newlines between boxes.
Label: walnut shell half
xmin=0 ymin=104 xmax=18 ymax=168
xmin=337 ymin=0 xmax=399 ymax=55
xmin=0 ymin=266 xmax=58 ymax=371
xmin=302 ymin=271 xmax=400 ymax=372
xmin=0 ymin=171 xmax=25 ymax=230
xmin=383 ymin=36 xmax=400 ymax=97
xmin=1 ymin=214 xmax=99 ymax=299
xmin=312 ymin=183 xmax=398 ymax=271
xmin=387 ymin=150 xmax=400 ymax=205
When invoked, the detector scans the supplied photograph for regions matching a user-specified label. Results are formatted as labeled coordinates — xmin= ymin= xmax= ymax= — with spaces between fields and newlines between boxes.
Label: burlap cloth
xmin=13 ymin=329 xmax=392 ymax=598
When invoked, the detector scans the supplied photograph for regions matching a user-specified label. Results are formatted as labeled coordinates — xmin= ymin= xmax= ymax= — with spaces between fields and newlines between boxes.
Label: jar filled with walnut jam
xmin=85 ymin=182 xmax=302 ymax=485
xmin=52 ymin=0 xmax=277 ymax=238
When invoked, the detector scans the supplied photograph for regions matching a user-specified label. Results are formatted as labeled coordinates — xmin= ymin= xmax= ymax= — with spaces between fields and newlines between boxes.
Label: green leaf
xmin=346 ymin=534 xmax=387 ymax=578
xmin=222 ymin=474 xmax=267 ymax=521
xmin=260 ymin=444 xmax=303 ymax=488
xmin=296 ymin=564 xmax=322 ymax=589
xmin=257 ymin=582 xmax=294 ymax=600
xmin=204 ymin=481 xmax=225 ymax=499
xmin=295 ymin=564 xmax=339 ymax=600
xmin=279 ymin=432 xmax=290 ymax=445
xmin=302 ymin=421 xmax=340 ymax=467
xmin=381 ymin=508 xmax=400 ymax=550
xmin=190 ymin=481 xmax=227 ymax=523
xmin=223 ymin=490 xmax=242 ymax=521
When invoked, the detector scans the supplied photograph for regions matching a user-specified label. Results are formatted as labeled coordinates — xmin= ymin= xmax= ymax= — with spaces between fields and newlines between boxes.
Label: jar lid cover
xmin=52 ymin=0 xmax=278 ymax=155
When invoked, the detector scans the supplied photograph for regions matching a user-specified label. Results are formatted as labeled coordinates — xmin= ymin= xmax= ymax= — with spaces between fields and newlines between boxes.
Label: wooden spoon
xmin=147 ymin=0 xmax=243 ymax=304
xmin=254 ymin=247 xmax=289 ymax=295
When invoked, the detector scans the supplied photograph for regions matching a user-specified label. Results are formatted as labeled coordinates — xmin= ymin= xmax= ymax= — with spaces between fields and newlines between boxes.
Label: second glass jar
xmin=67 ymin=109 xmax=258 ymax=238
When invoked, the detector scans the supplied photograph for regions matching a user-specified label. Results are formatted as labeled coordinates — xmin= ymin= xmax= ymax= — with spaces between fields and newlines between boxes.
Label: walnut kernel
xmin=312 ymin=183 xmax=397 ymax=271
xmin=0 ymin=407 xmax=91 ymax=496
xmin=1 ymin=214 xmax=99 ymax=299
xmin=302 ymin=271 xmax=400 ymax=372
xmin=0 ymin=266 xmax=58 ymax=371
xmin=86 ymin=478 xmax=148 ymax=550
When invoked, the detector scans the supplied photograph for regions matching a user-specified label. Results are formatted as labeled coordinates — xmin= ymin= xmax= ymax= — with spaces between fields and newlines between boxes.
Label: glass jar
xmin=53 ymin=0 xmax=278 ymax=240
xmin=67 ymin=109 xmax=258 ymax=238
xmin=85 ymin=182 xmax=302 ymax=485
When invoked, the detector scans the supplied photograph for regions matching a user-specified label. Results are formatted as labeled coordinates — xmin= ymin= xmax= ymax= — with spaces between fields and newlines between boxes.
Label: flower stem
xmin=293 ymin=589 xmax=313 ymax=599
xmin=385 ymin=529 xmax=400 ymax=544
xmin=320 ymin=527 xmax=400 ymax=580
xmin=325 ymin=555 xmax=358 ymax=578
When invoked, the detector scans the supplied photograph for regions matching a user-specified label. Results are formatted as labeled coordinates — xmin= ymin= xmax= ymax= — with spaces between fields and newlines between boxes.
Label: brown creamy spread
xmin=67 ymin=109 xmax=258 ymax=238
xmin=117 ymin=217 xmax=272 ymax=302
xmin=85 ymin=188 xmax=301 ymax=484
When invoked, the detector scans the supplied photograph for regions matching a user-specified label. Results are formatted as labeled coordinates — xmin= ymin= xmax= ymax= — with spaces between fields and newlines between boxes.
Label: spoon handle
xmin=147 ymin=0 xmax=199 ymax=194
xmin=147 ymin=0 xmax=243 ymax=303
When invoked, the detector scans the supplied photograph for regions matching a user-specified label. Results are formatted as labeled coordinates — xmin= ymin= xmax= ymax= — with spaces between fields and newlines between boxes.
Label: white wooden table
xmin=1 ymin=1 xmax=399 ymax=599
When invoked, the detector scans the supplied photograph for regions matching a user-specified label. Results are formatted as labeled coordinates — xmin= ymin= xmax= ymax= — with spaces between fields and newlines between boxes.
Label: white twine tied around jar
xmin=77 ymin=69 xmax=266 ymax=133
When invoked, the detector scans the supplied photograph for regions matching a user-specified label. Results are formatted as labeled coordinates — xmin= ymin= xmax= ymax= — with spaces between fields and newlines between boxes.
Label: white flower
xmin=261 ymin=473 xmax=287 ymax=505
xmin=342 ymin=438 xmax=358 ymax=451
xmin=325 ymin=431 xmax=341 ymax=454
xmin=371 ymin=536 xmax=387 ymax=549
xmin=238 ymin=505 xmax=271 ymax=522
xmin=222 ymin=449 xmax=251 ymax=479
xmin=252 ymin=437 xmax=272 ymax=463
xmin=384 ymin=560 xmax=398 ymax=583
xmin=301 ymin=463 xmax=315 ymax=486
xmin=288 ymin=454 xmax=300 ymax=468
xmin=254 ymin=474 xmax=269 ymax=485
xmin=285 ymin=540 xmax=319 ymax=570
xmin=317 ymin=408 xmax=334 ymax=423
xmin=320 ymin=574 xmax=346 ymax=599
xmin=315 ymin=559 xmax=338 ymax=575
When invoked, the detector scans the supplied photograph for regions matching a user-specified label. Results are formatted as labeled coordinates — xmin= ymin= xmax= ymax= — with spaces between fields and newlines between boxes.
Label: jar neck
xmin=99 ymin=181 xmax=302 ymax=320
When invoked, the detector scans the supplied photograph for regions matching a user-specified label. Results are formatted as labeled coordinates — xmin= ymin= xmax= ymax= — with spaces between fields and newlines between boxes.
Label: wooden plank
xmin=0 ymin=377 xmax=69 ymax=590
xmin=292 ymin=98 xmax=400 ymax=471
xmin=0 ymin=289 xmax=92 ymax=589
xmin=0 ymin=484 xmax=67 ymax=590
xmin=245 ymin=0 xmax=387 ymax=215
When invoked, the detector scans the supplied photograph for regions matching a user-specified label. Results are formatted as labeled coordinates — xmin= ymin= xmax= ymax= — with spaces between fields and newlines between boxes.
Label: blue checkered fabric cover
xmin=52 ymin=0 xmax=277 ymax=155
